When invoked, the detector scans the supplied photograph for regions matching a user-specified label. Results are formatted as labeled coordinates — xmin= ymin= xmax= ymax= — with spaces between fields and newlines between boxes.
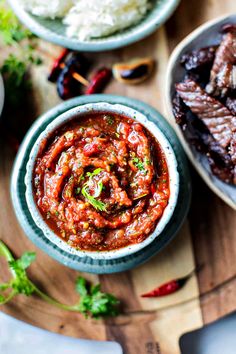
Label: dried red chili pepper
xmin=85 ymin=68 xmax=112 ymax=95
xmin=48 ymin=48 xmax=70 ymax=83
xmin=56 ymin=53 xmax=90 ymax=100
xmin=141 ymin=270 xmax=195 ymax=298
xmin=57 ymin=64 xmax=79 ymax=100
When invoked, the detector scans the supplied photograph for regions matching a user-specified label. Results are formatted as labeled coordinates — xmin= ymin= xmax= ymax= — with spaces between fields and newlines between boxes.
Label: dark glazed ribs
xmin=174 ymin=25 xmax=236 ymax=184
xmin=176 ymin=79 xmax=236 ymax=148
xmin=206 ymin=32 xmax=236 ymax=95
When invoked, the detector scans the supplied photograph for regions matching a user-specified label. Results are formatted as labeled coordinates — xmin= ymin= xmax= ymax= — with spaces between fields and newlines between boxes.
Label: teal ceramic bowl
xmin=11 ymin=95 xmax=191 ymax=274
xmin=8 ymin=0 xmax=180 ymax=51
xmin=24 ymin=102 xmax=179 ymax=260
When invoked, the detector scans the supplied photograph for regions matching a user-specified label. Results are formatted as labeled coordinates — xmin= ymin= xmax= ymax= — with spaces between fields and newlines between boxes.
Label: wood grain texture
xmin=166 ymin=0 xmax=236 ymax=325
xmin=1 ymin=0 xmax=236 ymax=352
xmin=0 ymin=28 xmax=202 ymax=354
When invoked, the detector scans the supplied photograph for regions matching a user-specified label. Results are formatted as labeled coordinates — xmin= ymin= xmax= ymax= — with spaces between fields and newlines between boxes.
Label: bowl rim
xmin=8 ymin=0 xmax=180 ymax=51
xmin=0 ymin=74 xmax=5 ymax=116
xmin=25 ymin=101 xmax=179 ymax=260
xmin=164 ymin=13 xmax=236 ymax=211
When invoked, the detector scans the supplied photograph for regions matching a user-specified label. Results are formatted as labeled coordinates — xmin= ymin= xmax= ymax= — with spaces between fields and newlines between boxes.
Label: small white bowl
xmin=25 ymin=102 xmax=179 ymax=260
xmin=0 ymin=74 xmax=5 ymax=116
xmin=165 ymin=14 xmax=236 ymax=210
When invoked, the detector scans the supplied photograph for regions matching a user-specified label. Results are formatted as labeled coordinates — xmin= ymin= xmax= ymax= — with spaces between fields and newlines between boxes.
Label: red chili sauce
xmin=34 ymin=113 xmax=170 ymax=251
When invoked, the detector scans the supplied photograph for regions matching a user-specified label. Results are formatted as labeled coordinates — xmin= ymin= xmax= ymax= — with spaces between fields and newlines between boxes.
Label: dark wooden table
xmin=166 ymin=0 xmax=236 ymax=324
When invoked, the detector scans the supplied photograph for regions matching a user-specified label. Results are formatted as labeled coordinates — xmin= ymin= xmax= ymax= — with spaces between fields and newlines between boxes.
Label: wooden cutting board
xmin=1 ymin=0 xmax=236 ymax=353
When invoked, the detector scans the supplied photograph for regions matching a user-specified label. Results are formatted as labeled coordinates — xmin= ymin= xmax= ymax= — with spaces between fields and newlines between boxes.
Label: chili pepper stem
xmin=59 ymin=63 xmax=90 ymax=87
xmin=72 ymin=72 xmax=90 ymax=87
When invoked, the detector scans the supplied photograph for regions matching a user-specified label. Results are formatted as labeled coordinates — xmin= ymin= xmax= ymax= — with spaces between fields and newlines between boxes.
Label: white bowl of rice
xmin=8 ymin=0 xmax=180 ymax=51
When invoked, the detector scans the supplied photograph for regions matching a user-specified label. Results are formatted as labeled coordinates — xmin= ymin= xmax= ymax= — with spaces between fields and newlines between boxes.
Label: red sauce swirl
xmin=34 ymin=113 xmax=170 ymax=251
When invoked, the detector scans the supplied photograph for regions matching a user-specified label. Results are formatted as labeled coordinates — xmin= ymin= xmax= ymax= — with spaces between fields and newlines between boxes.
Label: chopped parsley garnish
xmin=75 ymin=187 xmax=81 ymax=195
xmin=81 ymin=168 xmax=107 ymax=212
xmin=132 ymin=157 xmax=145 ymax=171
xmin=144 ymin=157 xmax=151 ymax=165
xmin=105 ymin=114 xmax=114 ymax=125
xmin=0 ymin=240 xmax=120 ymax=318
xmin=132 ymin=156 xmax=151 ymax=173
xmin=86 ymin=168 xmax=102 ymax=178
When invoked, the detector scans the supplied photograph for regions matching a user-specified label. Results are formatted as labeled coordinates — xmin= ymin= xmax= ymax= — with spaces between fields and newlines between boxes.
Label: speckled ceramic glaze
xmin=11 ymin=95 xmax=191 ymax=273
xmin=0 ymin=74 xmax=4 ymax=116
xmin=165 ymin=14 xmax=236 ymax=210
xmin=25 ymin=102 xmax=179 ymax=260
xmin=8 ymin=0 xmax=180 ymax=51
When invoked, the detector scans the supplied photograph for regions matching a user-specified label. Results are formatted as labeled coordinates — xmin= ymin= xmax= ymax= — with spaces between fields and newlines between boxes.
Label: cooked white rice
xmin=22 ymin=0 xmax=151 ymax=39
xmin=63 ymin=0 xmax=151 ymax=40
xmin=20 ymin=0 xmax=73 ymax=19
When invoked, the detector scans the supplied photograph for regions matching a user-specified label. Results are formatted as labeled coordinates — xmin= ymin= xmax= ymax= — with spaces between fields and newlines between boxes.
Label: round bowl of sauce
xmin=25 ymin=102 xmax=179 ymax=259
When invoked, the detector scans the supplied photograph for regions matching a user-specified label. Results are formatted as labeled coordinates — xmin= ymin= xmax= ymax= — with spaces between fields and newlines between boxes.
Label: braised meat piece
xmin=180 ymin=45 xmax=217 ymax=72
xmin=176 ymin=78 xmax=236 ymax=148
xmin=206 ymin=32 xmax=236 ymax=96
xmin=208 ymin=157 xmax=235 ymax=184
xmin=221 ymin=23 xmax=236 ymax=34
xmin=172 ymin=93 xmax=188 ymax=125
xmin=230 ymin=132 xmax=236 ymax=163
xmin=172 ymin=93 xmax=235 ymax=183
xmin=174 ymin=25 xmax=236 ymax=185
xmin=225 ymin=96 xmax=236 ymax=115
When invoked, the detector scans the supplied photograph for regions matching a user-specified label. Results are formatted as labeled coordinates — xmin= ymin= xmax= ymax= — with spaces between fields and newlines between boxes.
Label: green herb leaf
xmin=82 ymin=185 xmax=107 ymax=212
xmin=1 ymin=54 xmax=27 ymax=87
xmin=0 ymin=2 xmax=42 ymax=105
xmin=75 ymin=277 xmax=88 ymax=296
xmin=93 ymin=180 xmax=103 ymax=198
xmin=0 ymin=241 xmax=120 ymax=319
xmin=0 ymin=283 xmax=10 ymax=291
xmin=76 ymin=278 xmax=119 ymax=318
xmin=132 ymin=157 xmax=145 ymax=171
xmin=0 ymin=1 xmax=32 ymax=45
xmin=104 ymin=115 xmax=114 ymax=125
xmin=8 ymin=252 xmax=36 ymax=296
xmin=0 ymin=294 xmax=5 ymax=303
xmin=81 ymin=168 xmax=107 ymax=212
xmin=86 ymin=168 xmax=102 ymax=178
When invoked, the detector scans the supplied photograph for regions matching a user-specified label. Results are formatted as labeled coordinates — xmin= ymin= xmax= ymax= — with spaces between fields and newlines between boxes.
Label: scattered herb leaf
xmin=82 ymin=184 xmax=107 ymax=212
xmin=1 ymin=54 xmax=27 ymax=87
xmin=132 ymin=157 xmax=145 ymax=171
xmin=0 ymin=0 xmax=32 ymax=45
xmin=0 ymin=1 xmax=42 ymax=105
xmin=105 ymin=115 xmax=114 ymax=125
xmin=81 ymin=169 xmax=107 ymax=212
xmin=0 ymin=240 xmax=119 ymax=318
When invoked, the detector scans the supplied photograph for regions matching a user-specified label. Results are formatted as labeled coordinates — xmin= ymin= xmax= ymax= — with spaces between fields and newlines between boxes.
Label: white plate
xmin=165 ymin=14 xmax=236 ymax=210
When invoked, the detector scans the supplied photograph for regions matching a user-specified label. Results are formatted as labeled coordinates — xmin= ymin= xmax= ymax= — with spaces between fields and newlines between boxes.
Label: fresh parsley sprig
xmin=0 ymin=1 xmax=42 ymax=105
xmin=0 ymin=0 xmax=33 ymax=45
xmin=0 ymin=240 xmax=119 ymax=318
xmin=81 ymin=168 xmax=107 ymax=212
